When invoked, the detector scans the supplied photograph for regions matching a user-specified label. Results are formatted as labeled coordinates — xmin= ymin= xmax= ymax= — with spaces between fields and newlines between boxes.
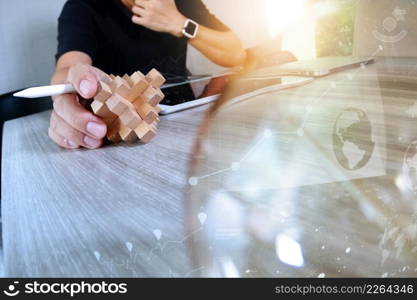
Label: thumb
xmin=68 ymin=65 xmax=100 ymax=99
xmin=78 ymin=74 xmax=98 ymax=99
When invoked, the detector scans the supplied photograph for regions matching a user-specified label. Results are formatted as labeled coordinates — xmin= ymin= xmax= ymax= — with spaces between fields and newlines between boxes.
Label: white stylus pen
xmin=13 ymin=84 xmax=76 ymax=98
xmin=13 ymin=71 xmax=235 ymax=98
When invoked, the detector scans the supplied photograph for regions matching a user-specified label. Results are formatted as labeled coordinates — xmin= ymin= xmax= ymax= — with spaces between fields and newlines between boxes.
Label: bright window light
xmin=265 ymin=0 xmax=308 ymax=38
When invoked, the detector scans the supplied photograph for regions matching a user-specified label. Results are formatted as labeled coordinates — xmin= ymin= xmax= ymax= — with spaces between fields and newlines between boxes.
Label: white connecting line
xmin=92 ymin=226 xmax=204 ymax=276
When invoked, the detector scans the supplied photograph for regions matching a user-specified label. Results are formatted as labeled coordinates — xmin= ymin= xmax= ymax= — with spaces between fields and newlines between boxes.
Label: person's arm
xmin=49 ymin=51 xmax=110 ymax=149
xmin=131 ymin=0 xmax=246 ymax=67
xmin=50 ymin=0 xmax=113 ymax=149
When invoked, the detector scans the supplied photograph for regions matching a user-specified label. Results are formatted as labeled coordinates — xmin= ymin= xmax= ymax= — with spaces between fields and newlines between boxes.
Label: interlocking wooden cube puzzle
xmin=90 ymin=69 xmax=166 ymax=144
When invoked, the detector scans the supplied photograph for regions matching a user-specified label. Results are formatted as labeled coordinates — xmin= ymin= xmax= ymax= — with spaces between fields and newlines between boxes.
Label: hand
xmin=49 ymin=64 xmax=110 ymax=149
xmin=131 ymin=0 xmax=187 ymax=37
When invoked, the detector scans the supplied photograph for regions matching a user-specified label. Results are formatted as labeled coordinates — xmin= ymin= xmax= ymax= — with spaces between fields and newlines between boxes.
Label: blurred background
xmin=0 ymin=0 xmax=358 ymax=96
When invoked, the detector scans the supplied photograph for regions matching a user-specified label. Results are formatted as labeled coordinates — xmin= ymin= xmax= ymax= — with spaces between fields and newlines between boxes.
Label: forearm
xmin=129 ymin=0 xmax=246 ymax=67
xmin=189 ymin=26 xmax=246 ymax=67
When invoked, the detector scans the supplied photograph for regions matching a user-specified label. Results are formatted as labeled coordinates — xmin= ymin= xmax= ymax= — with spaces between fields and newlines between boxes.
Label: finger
xmin=67 ymin=64 xmax=110 ymax=99
xmin=132 ymin=5 xmax=146 ymax=16
xmin=50 ymin=111 xmax=103 ymax=149
xmin=134 ymin=0 xmax=148 ymax=8
xmin=53 ymin=94 xmax=107 ymax=139
xmin=48 ymin=127 xmax=79 ymax=149
xmin=132 ymin=15 xmax=146 ymax=26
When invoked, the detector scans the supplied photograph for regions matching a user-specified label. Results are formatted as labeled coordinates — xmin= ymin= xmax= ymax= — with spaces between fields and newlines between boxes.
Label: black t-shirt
xmin=56 ymin=0 xmax=228 ymax=79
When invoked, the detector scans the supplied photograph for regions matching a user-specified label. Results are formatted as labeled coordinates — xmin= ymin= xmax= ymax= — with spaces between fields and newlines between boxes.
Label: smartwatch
xmin=182 ymin=19 xmax=199 ymax=39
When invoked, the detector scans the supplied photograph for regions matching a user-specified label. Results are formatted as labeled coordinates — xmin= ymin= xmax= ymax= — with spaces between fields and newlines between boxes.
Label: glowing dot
xmin=315 ymin=228 xmax=319 ymax=232
xmin=264 ymin=129 xmax=272 ymax=138
xmin=276 ymin=235 xmax=304 ymax=267
xmin=379 ymin=45 xmax=384 ymax=51
xmin=346 ymin=247 xmax=351 ymax=254
xmin=321 ymin=245 xmax=325 ymax=250
xmin=198 ymin=212 xmax=207 ymax=225
xmin=189 ymin=177 xmax=198 ymax=186
xmin=318 ymin=273 xmax=326 ymax=278
xmin=297 ymin=128 xmax=305 ymax=137
xmin=231 ymin=162 xmax=241 ymax=171
xmin=153 ymin=229 xmax=162 ymax=241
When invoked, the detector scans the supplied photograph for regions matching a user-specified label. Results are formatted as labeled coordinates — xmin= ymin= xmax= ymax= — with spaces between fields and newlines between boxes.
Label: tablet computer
xmin=159 ymin=74 xmax=314 ymax=115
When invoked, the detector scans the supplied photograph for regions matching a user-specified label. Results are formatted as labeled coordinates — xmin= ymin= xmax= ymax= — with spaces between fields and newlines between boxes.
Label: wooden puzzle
xmin=90 ymin=69 xmax=166 ymax=144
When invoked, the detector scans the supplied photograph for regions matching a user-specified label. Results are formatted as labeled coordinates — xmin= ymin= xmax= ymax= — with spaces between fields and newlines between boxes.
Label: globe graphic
xmin=332 ymin=108 xmax=375 ymax=170
xmin=402 ymin=141 xmax=417 ymax=192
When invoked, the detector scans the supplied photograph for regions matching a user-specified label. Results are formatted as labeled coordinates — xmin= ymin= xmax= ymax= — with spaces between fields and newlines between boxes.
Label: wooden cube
xmin=123 ymin=74 xmax=133 ymax=87
xmin=145 ymin=68 xmax=166 ymax=88
xmin=131 ymin=71 xmax=145 ymax=84
xmin=91 ymin=100 xmax=117 ymax=123
xmin=129 ymin=79 xmax=149 ymax=101
xmin=157 ymin=89 xmax=164 ymax=99
xmin=134 ymin=100 xmax=158 ymax=124
xmin=107 ymin=94 xmax=133 ymax=115
xmin=154 ymin=105 xmax=162 ymax=114
xmin=143 ymin=87 xmax=164 ymax=107
xmin=120 ymin=108 xmax=142 ymax=129
xmin=110 ymin=76 xmax=128 ymax=90
xmin=150 ymin=121 xmax=158 ymax=131
xmin=107 ymin=118 xmax=122 ymax=143
xmin=116 ymin=79 xmax=149 ymax=103
xmin=94 ymin=81 xmax=112 ymax=102
xmin=115 ymin=84 xmax=131 ymax=101
xmin=90 ymin=69 xmax=166 ymax=145
xmin=134 ymin=121 xmax=157 ymax=143
xmin=119 ymin=124 xmax=138 ymax=143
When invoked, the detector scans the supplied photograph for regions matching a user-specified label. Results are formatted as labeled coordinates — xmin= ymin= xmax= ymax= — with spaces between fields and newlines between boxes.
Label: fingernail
xmin=80 ymin=80 xmax=94 ymax=97
xmin=86 ymin=122 xmax=106 ymax=138
xmin=64 ymin=139 xmax=78 ymax=149
xmin=84 ymin=136 xmax=101 ymax=148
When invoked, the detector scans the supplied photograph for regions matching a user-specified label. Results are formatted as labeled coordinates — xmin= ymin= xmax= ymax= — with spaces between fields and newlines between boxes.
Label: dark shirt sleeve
xmin=56 ymin=0 xmax=98 ymax=61
xmin=181 ymin=0 xmax=230 ymax=32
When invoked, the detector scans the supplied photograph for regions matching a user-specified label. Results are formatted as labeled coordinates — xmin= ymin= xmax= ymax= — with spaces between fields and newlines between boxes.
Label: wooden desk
xmin=2 ymin=105 xmax=209 ymax=277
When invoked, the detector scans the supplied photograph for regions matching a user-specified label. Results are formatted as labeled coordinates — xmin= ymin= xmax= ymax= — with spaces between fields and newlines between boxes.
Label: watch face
xmin=185 ymin=21 xmax=197 ymax=36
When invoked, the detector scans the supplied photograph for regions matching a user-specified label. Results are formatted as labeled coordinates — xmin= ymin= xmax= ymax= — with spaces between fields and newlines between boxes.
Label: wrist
xmin=171 ymin=14 xmax=187 ymax=38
